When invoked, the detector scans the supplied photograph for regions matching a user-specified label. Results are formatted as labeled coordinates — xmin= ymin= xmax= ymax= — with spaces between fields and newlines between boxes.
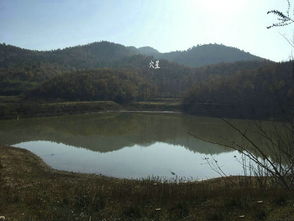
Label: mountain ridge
xmin=0 ymin=40 xmax=272 ymax=98
xmin=0 ymin=41 xmax=267 ymax=68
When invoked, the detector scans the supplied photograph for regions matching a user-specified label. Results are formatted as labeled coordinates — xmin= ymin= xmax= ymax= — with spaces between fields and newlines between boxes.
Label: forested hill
xmin=0 ymin=41 xmax=265 ymax=69
xmin=183 ymin=61 xmax=294 ymax=119
xmin=0 ymin=40 xmax=276 ymax=111
xmin=0 ymin=41 xmax=138 ymax=70
xmin=0 ymin=49 xmax=270 ymax=97
xmin=155 ymin=44 xmax=265 ymax=67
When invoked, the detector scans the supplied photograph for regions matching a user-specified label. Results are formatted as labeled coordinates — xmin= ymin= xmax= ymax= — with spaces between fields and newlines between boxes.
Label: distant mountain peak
xmin=141 ymin=43 xmax=266 ymax=67
xmin=0 ymin=41 xmax=266 ymax=69
xmin=138 ymin=46 xmax=159 ymax=55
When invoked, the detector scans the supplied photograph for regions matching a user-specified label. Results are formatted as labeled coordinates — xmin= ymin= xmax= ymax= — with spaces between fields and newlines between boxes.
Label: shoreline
xmin=1 ymin=146 xmax=293 ymax=220
xmin=0 ymin=100 xmax=182 ymax=120
xmin=0 ymin=145 xmax=262 ymax=186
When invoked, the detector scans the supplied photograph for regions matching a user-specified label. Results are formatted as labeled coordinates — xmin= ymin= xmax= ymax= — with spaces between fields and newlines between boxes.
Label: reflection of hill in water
xmin=0 ymin=112 xmax=286 ymax=155
xmin=0 ymin=113 xmax=231 ymax=154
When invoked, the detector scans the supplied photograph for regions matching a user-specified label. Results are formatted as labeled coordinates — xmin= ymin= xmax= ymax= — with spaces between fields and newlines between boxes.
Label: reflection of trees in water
xmin=0 ymin=113 xmax=284 ymax=156
xmin=184 ymin=115 xmax=292 ymax=161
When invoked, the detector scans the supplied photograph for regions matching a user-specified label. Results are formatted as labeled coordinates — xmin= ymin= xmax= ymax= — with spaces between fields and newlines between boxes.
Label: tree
xmin=225 ymin=1 xmax=294 ymax=189
xmin=191 ymin=1 xmax=294 ymax=190
xmin=267 ymin=0 xmax=294 ymax=29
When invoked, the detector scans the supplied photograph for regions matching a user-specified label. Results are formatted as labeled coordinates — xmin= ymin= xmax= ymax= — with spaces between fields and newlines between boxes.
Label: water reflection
xmin=0 ymin=112 xmax=286 ymax=180
xmin=0 ymin=112 xmax=232 ymax=154
xmin=16 ymin=140 xmax=245 ymax=180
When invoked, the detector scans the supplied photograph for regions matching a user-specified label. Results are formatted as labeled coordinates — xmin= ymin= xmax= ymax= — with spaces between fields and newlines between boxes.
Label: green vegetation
xmin=0 ymin=41 xmax=278 ymax=120
xmin=152 ymin=43 xmax=265 ymax=67
xmin=0 ymin=41 xmax=269 ymax=100
xmin=0 ymin=42 xmax=263 ymax=70
xmin=0 ymin=41 xmax=294 ymax=221
xmin=183 ymin=61 xmax=294 ymax=119
xmin=27 ymin=69 xmax=154 ymax=104
xmin=0 ymin=101 xmax=121 ymax=119
xmin=0 ymin=3 xmax=294 ymax=221
xmin=127 ymin=101 xmax=181 ymax=111
xmin=0 ymin=100 xmax=180 ymax=120
xmin=0 ymin=41 xmax=292 ymax=120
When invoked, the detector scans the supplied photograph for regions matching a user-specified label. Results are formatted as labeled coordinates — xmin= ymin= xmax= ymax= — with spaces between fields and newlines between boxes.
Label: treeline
xmin=0 ymin=42 xmax=269 ymax=99
xmin=116 ymin=54 xmax=270 ymax=98
xmin=0 ymin=65 xmax=67 ymax=95
xmin=2 ymin=41 xmax=292 ymax=119
xmin=27 ymin=69 xmax=155 ymax=104
xmin=182 ymin=61 xmax=294 ymax=119
xmin=25 ymin=59 xmax=273 ymax=105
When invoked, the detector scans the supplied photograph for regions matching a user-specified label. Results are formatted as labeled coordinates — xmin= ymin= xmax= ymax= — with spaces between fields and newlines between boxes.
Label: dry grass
xmin=1 ymin=146 xmax=294 ymax=221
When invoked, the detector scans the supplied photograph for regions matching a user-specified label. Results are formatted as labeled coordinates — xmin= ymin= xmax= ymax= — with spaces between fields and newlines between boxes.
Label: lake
xmin=0 ymin=112 xmax=282 ymax=180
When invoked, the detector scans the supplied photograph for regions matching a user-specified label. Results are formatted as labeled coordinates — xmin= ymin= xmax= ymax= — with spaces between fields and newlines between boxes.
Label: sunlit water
xmin=0 ymin=112 xmax=280 ymax=180
xmin=15 ymin=140 xmax=246 ymax=180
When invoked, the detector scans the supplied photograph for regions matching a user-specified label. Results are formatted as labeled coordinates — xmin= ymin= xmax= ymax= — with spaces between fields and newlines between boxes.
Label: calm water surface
xmin=0 ymin=112 xmax=279 ymax=180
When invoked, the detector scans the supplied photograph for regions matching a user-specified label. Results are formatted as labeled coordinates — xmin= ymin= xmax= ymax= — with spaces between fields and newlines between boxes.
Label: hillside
xmin=138 ymin=46 xmax=160 ymax=56
xmin=1 ymin=40 xmax=281 ymax=119
xmin=23 ymin=59 xmax=270 ymax=100
xmin=137 ymin=44 xmax=265 ymax=67
xmin=155 ymin=44 xmax=265 ymax=67
xmin=0 ymin=41 xmax=139 ymax=70
xmin=27 ymin=69 xmax=154 ymax=103
xmin=0 ymin=41 xmax=270 ymax=97
xmin=0 ymin=41 xmax=265 ymax=70
xmin=183 ymin=61 xmax=294 ymax=119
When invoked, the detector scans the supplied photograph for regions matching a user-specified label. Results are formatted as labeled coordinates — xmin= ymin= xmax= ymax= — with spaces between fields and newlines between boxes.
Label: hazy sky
xmin=0 ymin=0 xmax=293 ymax=61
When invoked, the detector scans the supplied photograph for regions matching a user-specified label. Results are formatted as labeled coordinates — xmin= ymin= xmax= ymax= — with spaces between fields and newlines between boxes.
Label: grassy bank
xmin=0 ymin=100 xmax=121 ymax=119
xmin=125 ymin=101 xmax=181 ymax=112
xmin=0 ymin=97 xmax=181 ymax=120
xmin=1 ymin=146 xmax=294 ymax=221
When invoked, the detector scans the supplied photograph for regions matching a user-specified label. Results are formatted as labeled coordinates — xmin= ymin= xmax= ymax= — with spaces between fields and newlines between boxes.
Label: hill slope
xmin=0 ymin=41 xmax=139 ymax=70
xmin=0 ymin=41 xmax=271 ymax=99
xmin=148 ymin=44 xmax=265 ymax=67
xmin=0 ymin=42 xmax=265 ymax=70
